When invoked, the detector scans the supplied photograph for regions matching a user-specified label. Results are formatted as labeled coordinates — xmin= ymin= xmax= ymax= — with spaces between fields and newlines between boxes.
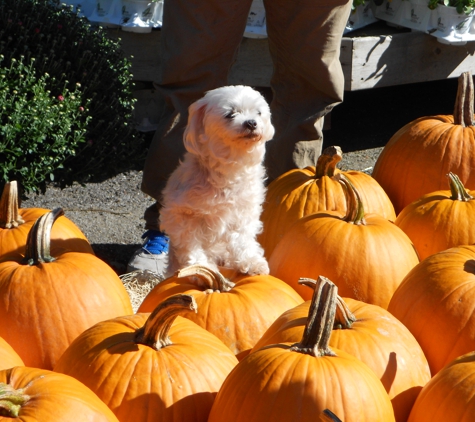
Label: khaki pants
xmin=142 ymin=0 xmax=352 ymax=230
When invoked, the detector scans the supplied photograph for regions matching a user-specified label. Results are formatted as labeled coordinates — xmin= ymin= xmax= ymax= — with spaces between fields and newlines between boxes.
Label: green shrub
xmin=0 ymin=0 xmax=146 ymax=192
xmin=0 ymin=55 xmax=91 ymax=192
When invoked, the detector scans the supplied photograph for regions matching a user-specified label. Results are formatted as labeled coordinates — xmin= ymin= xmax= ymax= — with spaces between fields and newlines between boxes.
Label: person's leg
xmin=263 ymin=0 xmax=352 ymax=182
xmin=141 ymin=0 xmax=254 ymax=229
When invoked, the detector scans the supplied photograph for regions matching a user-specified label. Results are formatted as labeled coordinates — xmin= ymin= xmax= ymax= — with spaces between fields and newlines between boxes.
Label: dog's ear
xmin=184 ymin=99 xmax=207 ymax=156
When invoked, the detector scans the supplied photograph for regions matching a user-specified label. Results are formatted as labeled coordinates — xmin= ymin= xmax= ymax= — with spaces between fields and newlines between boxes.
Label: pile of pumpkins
xmin=2 ymin=71 xmax=475 ymax=421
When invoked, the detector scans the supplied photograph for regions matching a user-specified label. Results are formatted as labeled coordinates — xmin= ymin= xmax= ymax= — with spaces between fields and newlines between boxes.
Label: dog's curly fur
xmin=160 ymin=85 xmax=275 ymax=276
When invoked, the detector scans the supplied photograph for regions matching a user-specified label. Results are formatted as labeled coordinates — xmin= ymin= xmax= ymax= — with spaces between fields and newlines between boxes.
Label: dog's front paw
xmin=244 ymin=259 xmax=269 ymax=276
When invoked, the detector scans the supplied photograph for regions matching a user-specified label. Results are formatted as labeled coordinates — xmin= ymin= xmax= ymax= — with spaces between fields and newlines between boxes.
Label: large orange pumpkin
xmin=0 ymin=208 xmax=133 ymax=369
xmin=407 ymin=351 xmax=475 ymax=421
xmin=372 ymin=71 xmax=475 ymax=214
xmin=395 ymin=172 xmax=475 ymax=260
xmin=0 ymin=181 xmax=93 ymax=256
xmin=0 ymin=336 xmax=24 ymax=370
xmin=0 ymin=366 xmax=119 ymax=421
xmin=388 ymin=244 xmax=475 ymax=375
xmin=55 ymin=294 xmax=239 ymax=422
xmin=208 ymin=277 xmax=396 ymax=422
xmin=138 ymin=264 xmax=304 ymax=358
xmin=259 ymin=146 xmax=396 ymax=258
xmin=251 ymin=278 xmax=430 ymax=422
xmin=269 ymin=174 xmax=419 ymax=309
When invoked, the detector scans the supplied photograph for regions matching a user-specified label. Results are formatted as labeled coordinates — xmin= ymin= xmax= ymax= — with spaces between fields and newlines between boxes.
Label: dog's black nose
xmin=244 ymin=120 xmax=257 ymax=130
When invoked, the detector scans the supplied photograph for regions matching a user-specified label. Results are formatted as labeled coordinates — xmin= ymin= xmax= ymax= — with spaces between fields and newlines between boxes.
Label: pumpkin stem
xmin=314 ymin=146 xmax=343 ymax=178
xmin=299 ymin=277 xmax=356 ymax=329
xmin=23 ymin=208 xmax=64 ymax=265
xmin=320 ymin=409 xmax=342 ymax=422
xmin=290 ymin=275 xmax=337 ymax=357
xmin=335 ymin=173 xmax=366 ymax=225
xmin=134 ymin=294 xmax=198 ymax=350
xmin=0 ymin=382 xmax=30 ymax=418
xmin=453 ymin=71 xmax=474 ymax=127
xmin=447 ymin=172 xmax=473 ymax=202
xmin=176 ymin=264 xmax=235 ymax=292
xmin=0 ymin=181 xmax=25 ymax=229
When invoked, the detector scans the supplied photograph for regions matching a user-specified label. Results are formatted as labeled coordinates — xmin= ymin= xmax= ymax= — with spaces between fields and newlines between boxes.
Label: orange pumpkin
xmin=0 ymin=208 xmax=133 ymax=369
xmin=259 ymin=146 xmax=396 ymax=258
xmin=208 ymin=277 xmax=396 ymax=422
xmin=251 ymin=278 xmax=430 ymax=422
xmin=0 ymin=181 xmax=93 ymax=256
xmin=407 ymin=351 xmax=475 ymax=421
xmin=0 ymin=336 xmax=24 ymax=370
xmin=55 ymin=294 xmax=239 ymax=422
xmin=269 ymin=174 xmax=419 ymax=309
xmin=395 ymin=172 xmax=475 ymax=260
xmin=388 ymin=244 xmax=475 ymax=375
xmin=372 ymin=72 xmax=475 ymax=214
xmin=138 ymin=265 xmax=304 ymax=357
xmin=0 ymin=366 xmax=119 ymax=421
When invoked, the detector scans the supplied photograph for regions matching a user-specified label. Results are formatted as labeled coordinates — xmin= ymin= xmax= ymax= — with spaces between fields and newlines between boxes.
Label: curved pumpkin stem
xmin=320 ymin=409 xmax=343 ymax=422
xmin=448 ymin=172 xmax=474 ymax=201
xmin=0 ymin=181 xmax=25 ymax=229
xmin=290 ymin=275 xmax=337 ymax=357
xmin=0 ymin=382 xmax=30 ymax=417
xmin=176 ymin=264 xmax=235 ymax=292
xmin=299 ymin=277 xmax=356 ymax=329
xmin=134 ymin=294 xmax=198 ymax=350
xmin=23 ymin=208 xmax=64 ymax=265
xmin=314 ymin=146 xmax=342 ymax=178
xmin=453 ymin=71 xmax=474 ymax=127
xmin=335 ymin=173 xmax=366 ymax=225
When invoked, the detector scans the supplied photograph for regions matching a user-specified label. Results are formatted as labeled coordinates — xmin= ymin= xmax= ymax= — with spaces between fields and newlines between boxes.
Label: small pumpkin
xmin=259 ymin=146 xmax=396 ymax=258
xmin=395 ymin=172 xmax=475 ymax=260
xmin=372 ymin=71 xmax=475 ymax=214
xmin=0 ymin=181 xmax=93 ymax=256
xmin=269 ymin=174 xmax=419 ymax=309
xmin=0 ymin=336 xmax=24 ymax=371
xmin=208 ymin=276 xmax=396 ymax=422
xmin=138 ymin=265 xmax=304 ymax=358
xmin=0 ymin=208 xmax=133 ymax=369
xmin=0 ymin=366 xmax=119 ymax=421
xmin=55 ymin=294 xmax=239 ymax=422
xmin=251 ymin=278 xmax=430 ymax=422
xmin=388 ymin=244 xmax=475 ymax=375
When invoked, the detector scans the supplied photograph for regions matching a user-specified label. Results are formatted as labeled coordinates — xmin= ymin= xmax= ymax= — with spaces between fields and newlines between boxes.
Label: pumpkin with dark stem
xmin=372 ymin=71 xmax=475 ymax=214
xmin=259 ymin=146 xmax=396 ymax=258
xmin=0 ymin=208 xmax=133 ymax=369
xmin=55 ymin=294 xmax=239 ymax=422
xmin=208 ymin=276 xmax=396 ymax=422
xmin=269 ymin=174 xmax=419 ymax=309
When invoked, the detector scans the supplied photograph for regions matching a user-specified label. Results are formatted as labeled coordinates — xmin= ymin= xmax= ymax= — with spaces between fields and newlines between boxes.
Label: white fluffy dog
xmin=159 ymin=85 xmax=275 ymax=276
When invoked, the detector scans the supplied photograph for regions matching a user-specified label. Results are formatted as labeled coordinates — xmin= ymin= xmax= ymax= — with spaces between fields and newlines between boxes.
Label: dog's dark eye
xmin=225 ymin=111 xmax=236 ymax=119
xmin=257 ymin=111 xmax=262 ymax=116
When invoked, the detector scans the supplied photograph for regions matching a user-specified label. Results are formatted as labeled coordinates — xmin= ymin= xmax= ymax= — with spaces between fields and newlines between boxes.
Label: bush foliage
xmin=0 ymin=0 xmax=146 ymax=193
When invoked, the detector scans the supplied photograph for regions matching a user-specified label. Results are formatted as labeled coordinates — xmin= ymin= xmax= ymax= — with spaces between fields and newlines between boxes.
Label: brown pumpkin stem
xmin=0 ymin=382 xmax=30 ymax=418
xmin=320 ymin=409 xmax=343 ymax=422
xmin=176 ymin=264 xmax=235 ymax=292
xmin=134 ymin=294 xmax=198 ymax=350
xmin=299 ymin=277 xmax=356 ymax=329
xmin=23 ymin=208 xmax=64 ymax=265
xmin=0 ymin=181 xmax=25 ymax=229
xmin=447 ymin=172 xmax=474 ymax=201
xmin=335 ymin=173 xmax=366 ymax=225
xmin=453 ymin=71 xmax=474 ymax=127
xmin=290 ymin=275 xmax=337 ymax=357
xmin=314 ymin=146 xmax=343 ymax=178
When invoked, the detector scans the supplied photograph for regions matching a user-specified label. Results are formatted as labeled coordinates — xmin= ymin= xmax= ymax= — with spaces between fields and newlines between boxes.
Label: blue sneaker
xmin=127 ymin=230 xmax=170 ymax=278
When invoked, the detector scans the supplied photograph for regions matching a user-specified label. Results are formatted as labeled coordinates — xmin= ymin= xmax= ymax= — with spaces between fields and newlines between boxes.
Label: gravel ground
xmin=19 ymin=77 xmax=460 ymax=275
